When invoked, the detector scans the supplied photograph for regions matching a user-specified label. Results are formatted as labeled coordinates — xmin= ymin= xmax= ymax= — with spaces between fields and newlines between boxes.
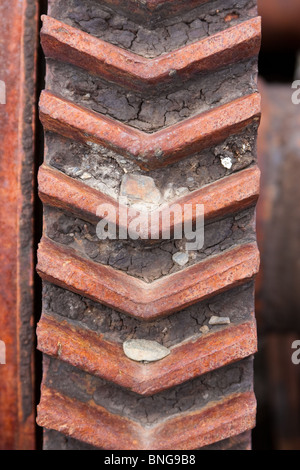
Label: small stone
xmin=163 ymin=183 xmax=175 ymax=201
xmin=172 ymin=252 xmax=189 ymax=266
xmin=220 ymin=156 xmax=233 ymax=169
xmin=80 ymin=172 xmax=92 ymax=180
xmin=120 ymin=174 xmax=162 ymax=205
xmin=64 ymin=166 xmax=76 ymax=177
xmin=175 ymin=187 xmax=189 ymax=196
xmin=209 ymin=316 xmax=231 ymax=325
xmin=123 ymin=339 xmax=170 ymax=363
xmin=200 ymin=325 xmax=210 ymax=334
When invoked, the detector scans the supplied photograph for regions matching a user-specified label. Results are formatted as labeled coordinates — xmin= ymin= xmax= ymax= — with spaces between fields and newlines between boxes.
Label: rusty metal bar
xmin=0 ymin=0 xmax=38 ymax=450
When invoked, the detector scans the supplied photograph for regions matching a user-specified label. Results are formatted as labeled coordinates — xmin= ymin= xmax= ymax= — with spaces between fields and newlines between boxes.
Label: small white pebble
xmin=172 ymin=252 xmax=189 ymax=266
xmin=220 ymin=156 xmax=233 ymax=169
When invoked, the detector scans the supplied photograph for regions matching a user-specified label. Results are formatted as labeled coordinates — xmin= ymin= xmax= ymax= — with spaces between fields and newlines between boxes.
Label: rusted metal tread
xmin=37 ymin=353 xmax=256 ymax=450
xmin=37 ymin=386 xmax=256 ymax=450
xmin=42 ymin=429 xmax=253 ymax=450
xmin=41 ymin=15 xmax=261 ymax=91
xmin=37 ymin=312 xmax=257 ymax=395
xmin=38 ymin=0 xmax=261 ymax=450
xmin=40 ymin=91 xmax=260 ymax=170
xmin=37 ymin=238 xmax=259 ymax=320
xmin=38 ymin=164 xmax=260 ymax=228
xmin=201 ymin=431 xmax=252 ymax=451
xmin=258 ymin=0 xmax=300 ymax=49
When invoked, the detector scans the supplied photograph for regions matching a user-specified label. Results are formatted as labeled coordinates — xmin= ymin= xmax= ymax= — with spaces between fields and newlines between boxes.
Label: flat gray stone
xmin=123 ymin=339 xmax=170 ymax=363
xmin=80 ymin=172 xmax=92 ymax=180
xmin=209 ymin=316 xmax=231 ymax=325
xmin=172 ymin=252 xmax=189 ymax=266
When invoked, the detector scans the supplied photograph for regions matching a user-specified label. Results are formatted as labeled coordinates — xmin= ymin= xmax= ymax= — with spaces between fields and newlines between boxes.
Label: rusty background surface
xmin=0 ymin=0 xmax=38 ymax=450
xmin=258 ymin=0 xmax=300 ymax=49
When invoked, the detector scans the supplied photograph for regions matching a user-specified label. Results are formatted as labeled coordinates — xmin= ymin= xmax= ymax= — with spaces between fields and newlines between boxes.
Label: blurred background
xmin=254 ymin=0 xmax=300 ymax=450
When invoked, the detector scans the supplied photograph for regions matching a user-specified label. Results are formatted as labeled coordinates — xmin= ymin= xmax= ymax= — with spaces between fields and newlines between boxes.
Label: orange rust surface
xmin=37 ymin=313 xmax=257 ymax=395
xmin=258 ymin=0 xmax=300 ymax=48
xmin=39 ymin=91 xmax=261 ymax=170
xmin=38 ymin=164 xmax=260 ymax=229
xmin=37 ymin=387 xmax=256 ymax=450
xmin=41 ymin=16 xmax=261 ymax=90
xmin=37 ymin=238 xmax=260 ymax=319
xmin=0 ymin=0 xmax=37 ymax=450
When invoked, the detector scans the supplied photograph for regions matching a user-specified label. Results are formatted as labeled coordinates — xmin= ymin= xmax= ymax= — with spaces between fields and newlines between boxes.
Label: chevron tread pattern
xmin=37 ymin=0 xmax=261 ymax=450
xmin=38 ymin=164 xmax=260 ymax=229
xmin=40 ymin=90 xmax=260 ymax=169
xmin=41 ymin=15 xmax=261 ymax=90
